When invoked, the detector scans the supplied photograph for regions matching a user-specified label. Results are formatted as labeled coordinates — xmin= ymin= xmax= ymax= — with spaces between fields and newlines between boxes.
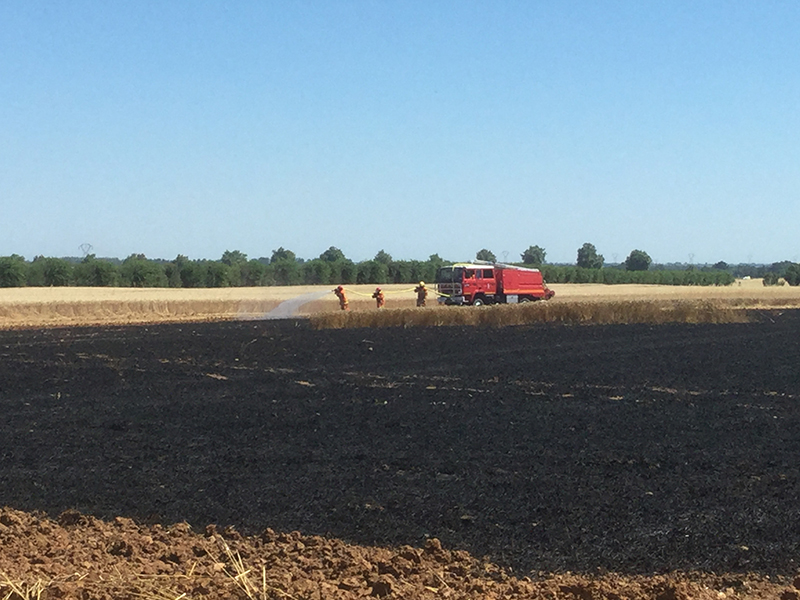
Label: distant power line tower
xmin=79 ymin=243 xmax=93 ymax=257
xmin=502 ymin=251 xmax=509 ymax=262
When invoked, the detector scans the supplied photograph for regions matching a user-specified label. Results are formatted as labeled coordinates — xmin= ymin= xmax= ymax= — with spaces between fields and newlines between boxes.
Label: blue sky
xmin=2 ymin=1 xmax=798 ymax=265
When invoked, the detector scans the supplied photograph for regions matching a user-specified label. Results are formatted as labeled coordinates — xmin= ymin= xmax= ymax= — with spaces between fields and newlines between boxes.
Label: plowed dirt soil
xmin=2 ymin=312 xmax=800 ymax=598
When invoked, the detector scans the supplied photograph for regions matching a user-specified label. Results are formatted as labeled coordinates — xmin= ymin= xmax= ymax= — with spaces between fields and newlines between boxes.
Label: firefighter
xmin=372 ymin=286 xmax=385 ymax=308
xmin=333 ymin=285 xmax=349 ymax=311
xmin=414 ymin=281 xmax=428 ymax=307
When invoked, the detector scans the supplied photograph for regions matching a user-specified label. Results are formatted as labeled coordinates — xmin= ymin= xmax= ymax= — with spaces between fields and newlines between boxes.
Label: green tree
xmin=600 ymin=268 xmax=623 ymax=284
xmin=120 ymin=255 xmax=167 ymax=287
xmin=427 ymin=254 xmax=446 ymax=279
xmin=271 ymin=258 xmax=301 ymax=285
xmin=29 ymin=257 xmax=72 ymax=286
xmin=575 ymin=267 xmax=593 ymax=283
xmin=521 ymin=245 xmax=546 ymax=265
xmin=428 ymin=254 xmax=446 ymax=268
xmin=374 ymin=249 xmax=392 ymax=264
xmin=372 ymin=260 xmax=389 ymax=283
xmin=163 ymin=263 xmax=182 ymax=287
xmin=408 ymin=260 xmax=429 ymax=283
xmin=357 ymin=260 xmax=388 ymax=284
xmin=337 ymin=259 xmax=357 ymax=284
xmin=240 ymin=259 xmax=267 ymax=286
xmin=577 ymin=243 xmax=604 ymax=269
xmin=74 ymin=255 xmax=118 ymax=286
xmin=476 ymin=249 xmax=496 ymax=263
xmin=319 ymin=246 xmax=346 ymax=262
xmin=164 ymin=255 xmax=188 ymax=288
xmin=713 ymin=261 xmax=729 ymax=270
xmin=26 ymin=256 xmax=45 ymax=286
xmin=655 ymin=271 xmax=675 ymax=285
xmin=0 ymin=255 xmax=26 ymax=287
xmin=768 ymin=261 xmax=793 ymax=275
xmin=221 ymin=250 xmax=248 ymax=267
xmin=388 ymin=261 xmax=411 ymax=283
xmin=177 ymin=257 xmax=207 ymax=288
xmin=205 ymin=261 xmax=230 ymax=287
xmin=785 ymin=264 xmax=800 ymax=286
xmin=624 ymin=249 xmax=652 ymax=272
xmin=302 ymin=259 xmax=332 ymax=284
xmin=271 ymin=247 xmax=296 ymax=263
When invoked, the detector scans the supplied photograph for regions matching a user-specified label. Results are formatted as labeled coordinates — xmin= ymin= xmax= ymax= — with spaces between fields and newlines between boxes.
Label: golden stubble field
xmin=0 ymin=278 xmax=798 ymax=329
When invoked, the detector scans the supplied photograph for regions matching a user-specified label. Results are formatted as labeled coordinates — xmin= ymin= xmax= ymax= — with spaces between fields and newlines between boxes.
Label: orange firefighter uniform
xmin=333 ymin=286 xmax=349 ymax=310
xmin=372 ymin=287 xmax=385 ymax=308
xmin=414 ymin=281 xmax=428 ymax=307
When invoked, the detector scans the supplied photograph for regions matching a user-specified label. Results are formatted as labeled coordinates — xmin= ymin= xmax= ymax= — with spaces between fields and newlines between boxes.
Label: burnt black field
xmin=1 ymin=313 xmax=800 ymax=575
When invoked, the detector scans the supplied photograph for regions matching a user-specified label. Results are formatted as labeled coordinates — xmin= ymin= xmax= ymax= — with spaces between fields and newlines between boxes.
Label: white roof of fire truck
xmin=449 ymin=262 xmax=541 ymax=273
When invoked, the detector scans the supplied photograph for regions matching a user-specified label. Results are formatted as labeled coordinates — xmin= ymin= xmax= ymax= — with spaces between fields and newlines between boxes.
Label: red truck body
xmin=435 ymin=263 xmax=554 ymax=305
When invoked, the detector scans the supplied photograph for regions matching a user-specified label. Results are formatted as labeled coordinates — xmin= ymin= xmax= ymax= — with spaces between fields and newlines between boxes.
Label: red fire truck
xmin=435 ymin=263 xmax=555 ymax=306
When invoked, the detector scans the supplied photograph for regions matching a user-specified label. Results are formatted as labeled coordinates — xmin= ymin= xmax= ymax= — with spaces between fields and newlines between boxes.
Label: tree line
xmin=0 ymin=249 xmax=447 ymax=288
xmin=0 ymin=243 xmax=797 ymax=288
xmin=538 ymin=265 xmax=735 ymax=286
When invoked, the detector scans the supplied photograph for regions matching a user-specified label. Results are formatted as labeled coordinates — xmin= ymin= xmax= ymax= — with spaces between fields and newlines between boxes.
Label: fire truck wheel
xmin=472 ymin=297 xmax=486 ymax=307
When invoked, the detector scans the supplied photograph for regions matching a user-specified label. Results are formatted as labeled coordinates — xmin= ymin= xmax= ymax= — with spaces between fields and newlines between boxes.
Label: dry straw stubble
xmin=0 ymin=298 xmax=282 ymax=329
xmin=308 ymin=299 xmax=750 ymax=330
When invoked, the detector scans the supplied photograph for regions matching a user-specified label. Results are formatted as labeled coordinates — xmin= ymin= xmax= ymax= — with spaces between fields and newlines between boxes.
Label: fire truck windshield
xmin=435 ymin=266 xmax=463 ymax=283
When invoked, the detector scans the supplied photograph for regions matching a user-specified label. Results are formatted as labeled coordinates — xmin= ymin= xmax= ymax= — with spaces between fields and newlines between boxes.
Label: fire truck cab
xmin=435 ymin=263 xmax=554 ymax=306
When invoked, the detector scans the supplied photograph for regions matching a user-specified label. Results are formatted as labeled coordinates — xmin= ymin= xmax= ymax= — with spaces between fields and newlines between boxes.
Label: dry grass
xmin=0 ymin=540 xmax=262 ymax=600
xmin=309 ymin=299 xmax=752 ymax=330
xmin=0 ymin=286 xmax=332 ymax=304
xmin=0 ymin=285 xmax=416 ymax=329
xmin=0 ymin=280 xmax=798 ymax=329
xmin=0 ymin=573 xmax=50 ymax=600
xmin=552 ymin=277 xmax=800 ymax=306
xmin=213 ymin=538 xmax=283 ymax=600
xmin=0 ymin=298 xmax=282 ymax=329
xmin=309 ymin=278 xmax=800 ymax=329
